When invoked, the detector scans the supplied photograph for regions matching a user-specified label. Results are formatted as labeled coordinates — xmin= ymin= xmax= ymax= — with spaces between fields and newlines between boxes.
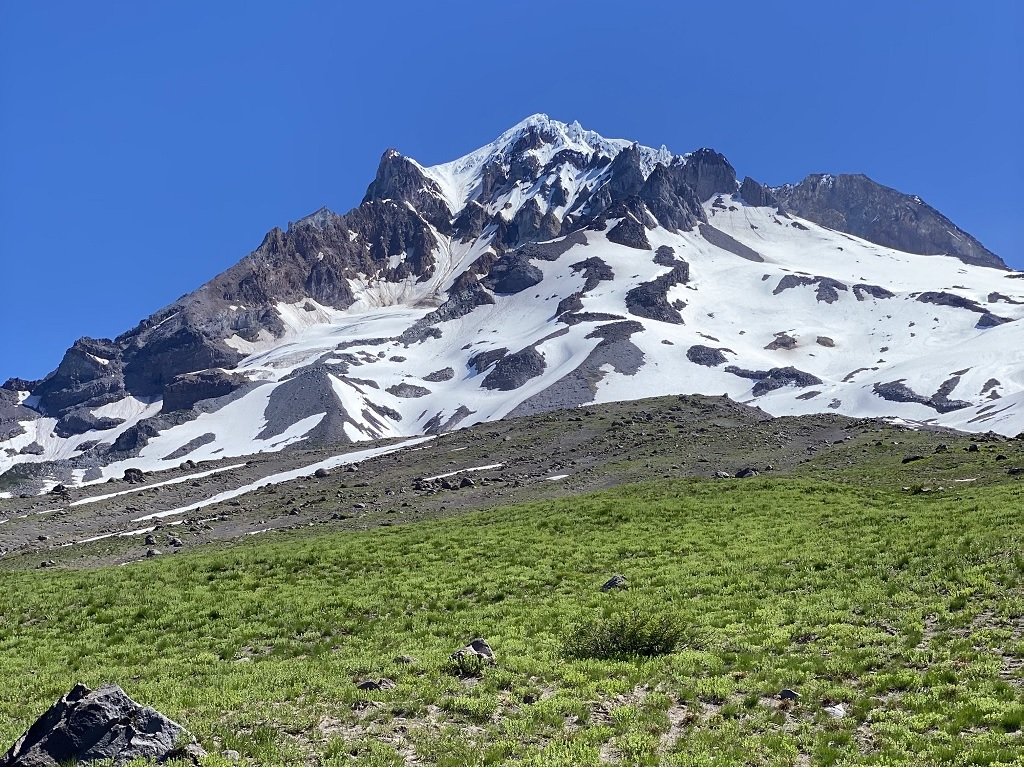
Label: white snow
xmin=132 ymin=436 xmax=434 ymax=521
xmin=422 ymin=463 xmax=504 ymax=482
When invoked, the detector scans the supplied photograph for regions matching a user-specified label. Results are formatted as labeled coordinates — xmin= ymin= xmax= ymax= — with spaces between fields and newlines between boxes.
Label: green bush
xmin=562 ymin=605 xmax=684 ymax=659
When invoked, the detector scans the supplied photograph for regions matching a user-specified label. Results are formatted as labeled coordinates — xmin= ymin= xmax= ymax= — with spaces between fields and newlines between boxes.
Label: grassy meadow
xmin=1 ymin=473 xmax=1023 ymax=765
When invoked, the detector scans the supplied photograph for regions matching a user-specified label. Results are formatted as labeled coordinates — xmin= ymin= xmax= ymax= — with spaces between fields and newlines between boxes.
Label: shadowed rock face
xmin=1 ymin=682 xmax=205 ymax=766
xmin=773 ymin=174 xmax=1006 ymax=270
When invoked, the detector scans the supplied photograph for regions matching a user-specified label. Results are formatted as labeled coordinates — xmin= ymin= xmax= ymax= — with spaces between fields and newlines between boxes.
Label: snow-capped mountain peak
xmin=1 ymin=117 xmax=1019 ymax=495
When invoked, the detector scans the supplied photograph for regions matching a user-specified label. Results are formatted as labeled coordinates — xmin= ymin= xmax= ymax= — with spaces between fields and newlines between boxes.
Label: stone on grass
xmin=1 ymin=683 xmax=205 ymax=766
xmin=600 ymin=574 xmax=628 ymax=592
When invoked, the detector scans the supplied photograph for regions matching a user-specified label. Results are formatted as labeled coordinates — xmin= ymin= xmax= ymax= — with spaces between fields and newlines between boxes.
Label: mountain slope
xmin=2 ymin=114 xmax=1022 ymax=494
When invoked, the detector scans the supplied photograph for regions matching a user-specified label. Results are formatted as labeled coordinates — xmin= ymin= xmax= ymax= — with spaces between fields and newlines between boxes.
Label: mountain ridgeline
xmin=1 ymin=114 xmax=1020 ymax=493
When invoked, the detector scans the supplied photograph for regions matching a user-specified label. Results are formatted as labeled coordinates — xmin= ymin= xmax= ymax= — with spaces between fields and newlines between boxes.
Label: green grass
xmin=1 ymin=475 xmax=1023 ymax=765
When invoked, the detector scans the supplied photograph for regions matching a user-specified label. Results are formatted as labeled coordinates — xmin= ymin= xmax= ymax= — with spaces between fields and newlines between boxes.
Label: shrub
xmin=562 ymin=605 xmax=684 ymax=659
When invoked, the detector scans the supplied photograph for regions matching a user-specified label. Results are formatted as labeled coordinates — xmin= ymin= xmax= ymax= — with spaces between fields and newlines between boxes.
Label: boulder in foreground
xmin=1 ymin=683 xmax=205 ymax=766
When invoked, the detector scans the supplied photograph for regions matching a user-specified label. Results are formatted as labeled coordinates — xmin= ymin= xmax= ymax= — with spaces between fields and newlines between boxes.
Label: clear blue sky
xmin=1 ymin=1 xmax=1021 ymax=383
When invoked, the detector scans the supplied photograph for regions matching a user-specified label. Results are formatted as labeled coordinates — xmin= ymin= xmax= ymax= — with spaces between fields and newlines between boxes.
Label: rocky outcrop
xmin=482 ymin=252 xmax=544 ymax=294
xmin=625 ymin=261 xmax=690 ymax=324
xmin=678 ymin=148 xmax=737 ymax=202
xmin=773 ymin=174 xmax=1006 ymax=269
xmin=161 ymin=370 xmax=247 ymax=413
xmin=738 ymin=176 xmax=778 ymax=207
xmin=362 ymin=149 xmax=452 ymax=232
xmin=482 ymin=347 xmax=546 ymax=391
xmin=638 ymin=161 xmax=706 ymax=231
xmin=686 ymin=345 xmax=728 ymax=367
xmin=1 ymin=683 xmax=205 ymax=766
xmin=872 ymin=379 xmax=971 ymax=413
xmin=726 ymin=365 xmax=822 ymax=396
xmin=423 ymin=367 xmax=455 ymax=382
xmin=698 ymin=223 xmax=763 ymax=262
xmin=53 ymin=409 xmax=124 ymax=438
xmin=773 ymin=275 xmax=849 ymax=303
xmin=33 ymin=338 xmax=125 ymax=416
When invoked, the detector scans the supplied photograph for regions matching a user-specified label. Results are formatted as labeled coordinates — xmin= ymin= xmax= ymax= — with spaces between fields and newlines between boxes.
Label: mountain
xmin=2 ymin=114 xmax=1022 ymax=495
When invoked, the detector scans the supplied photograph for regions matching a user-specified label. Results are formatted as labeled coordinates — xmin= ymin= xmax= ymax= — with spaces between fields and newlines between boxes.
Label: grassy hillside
xmin=2 ymin=475 xmax=1023 ymax=765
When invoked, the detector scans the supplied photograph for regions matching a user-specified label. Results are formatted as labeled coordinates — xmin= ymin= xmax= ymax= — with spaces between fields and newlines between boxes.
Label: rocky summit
xmin=2 ymin=114 xmax=1022 ymax=495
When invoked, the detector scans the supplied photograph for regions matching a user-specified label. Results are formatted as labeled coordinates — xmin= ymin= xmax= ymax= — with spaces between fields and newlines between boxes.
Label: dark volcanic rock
xmin=872 ymin=379 xmax=971 ymax=413
xmin=482 ymin=252 xmax=544 ymax=294
xmin=738 ymin=176 xmax=778 ymax=207
xmin=468 ymin=348 xmax=508 ymax=373
xmin=773 ymin=275 xmax=848 ymax=303
xmin=606 ymin=213 xmax=651 ymax=250
xmin=726 ymin=365 xmax=822 ymax=395
xmin=853 ymin=283 xmax=896 ymax=301
xmin=625 ymin=261 xmax=690 ymax=324
xmin=386 ymin=383 xmax=431 ymax=398
xmin=1 ymin=682 xmax=205 ymax=766
xmin=686 ymin=345 xmax=728 ymax=367
xmin=765 ymin=333 xmax=798 ymax=351
xmin=569 ymin=256 xmax=615 ymax=292
xmin=123 ymin=326 xmax=241 ymax=398
xmin=638 ymin=161 xmax=706 ymax=231
xmin=774 ymin=174 xmax=1006 ymax=269
xmin=33 ymin=338 xmax=126 ymax=416
xmin=698 ymin=223 xmax=764 ymax=262
xmin=423 ymin=367 xmax=455 ymax=382
xmin=161 ymin=370 xmax=247 ymax=413
xmin=679 ymin=148 xmax=737 ymax=202
xmin=482 ymin=347 xmax=546 ymax=391
xmin=362 ymin=148 xmax=452 ymax=232
xmin=53 ymin=409 xmax=124 ymax=438
xmin=916 ymin=291 xmax=987 ymax=314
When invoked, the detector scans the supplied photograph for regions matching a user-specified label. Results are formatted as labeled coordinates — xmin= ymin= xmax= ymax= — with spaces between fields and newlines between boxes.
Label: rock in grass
xmin=714 ymin=470 xmax=732 ymax=479
xmin=735 ymin=467 xmax=759 ymax=478
xmin=902 ymin=454 xmax=925 ymax=464
xmin=779 ymin=688 xmax=800 ymax=701
xmin=356 ymin=678 xmax=396 ymax=691
xmin=823 ymin=702 xmax=847 ymax=719
xmin=451 ymin=638 xmax=496 ymax=667
xmin=600 ymin=574 xmax=628 ymax=592
xmin=1 ymin=682 xmax=206 ymax=766
xmin=145 ymin=548 xmax=161 ymax=558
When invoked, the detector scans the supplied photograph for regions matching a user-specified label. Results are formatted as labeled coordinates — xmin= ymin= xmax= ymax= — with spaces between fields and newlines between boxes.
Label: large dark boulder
xmin=1 ymin=683 xmax=205 ymax=766
xmin=773 ymin=174 xmax=1006 ymax=269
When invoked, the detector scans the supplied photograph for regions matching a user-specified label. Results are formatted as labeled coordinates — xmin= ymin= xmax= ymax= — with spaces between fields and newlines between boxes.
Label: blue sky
xmin=1 ymin=0 xmax=1021 ymax=382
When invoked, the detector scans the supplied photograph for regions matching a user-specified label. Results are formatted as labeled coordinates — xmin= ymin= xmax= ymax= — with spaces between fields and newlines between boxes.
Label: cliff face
xmin=773 ymin=173 xmax=1006 ymax=270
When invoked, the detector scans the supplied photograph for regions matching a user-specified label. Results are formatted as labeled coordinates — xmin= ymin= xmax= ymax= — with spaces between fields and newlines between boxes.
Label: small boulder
xmin=451 ymin=638 xmax=496 ymax=668
xmin=600 ymin=574 xmax=628 ymax=592
xmin=0 ymin=683 xmax=205 ymax=766
xmin=459 ymin=476 xmax=475 ymax=488
xmin=144 ymin=534 xmax=157 ymax=546
xmin=779 ymin=688 xmax=800 ymax=701
xmin=145 ymin=548 xmax=161 ymax=558
xmin=168 ymin=537 xmax=183 ymax=548
xmin=356 ymin=678 xmax=396 ymax=692
xmin=714 ymin=470 xmax=732 ymax=479
xmin=123 ymin=468 xmax=145 ymax=484
xmin=735 ymin=467 xmax=759 ymax=479
xmin=901 ymin=455 xmax=925 ymax=464
xmin=314 ymin=467 xmax=330 ymax=479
